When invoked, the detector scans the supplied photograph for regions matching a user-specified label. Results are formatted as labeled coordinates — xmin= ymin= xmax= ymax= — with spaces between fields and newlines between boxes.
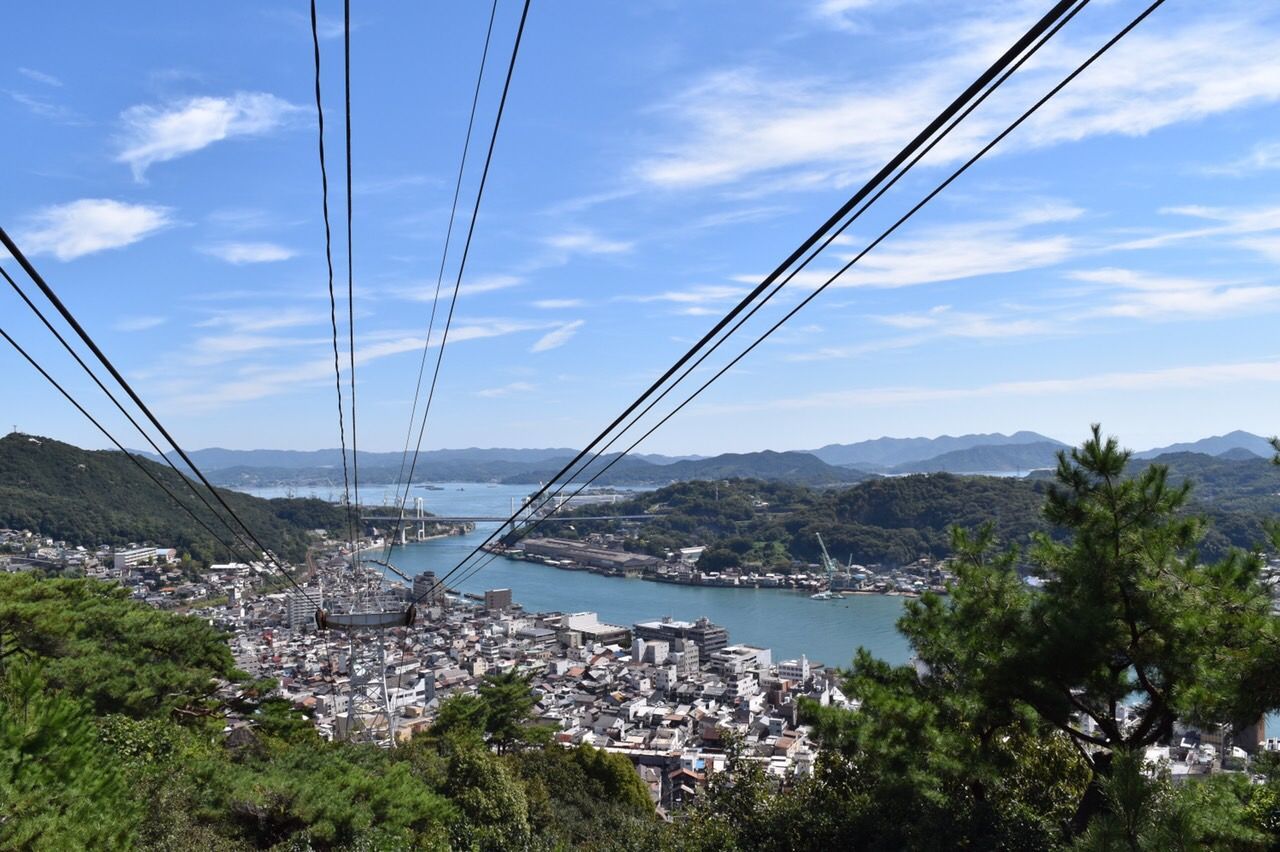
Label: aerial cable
xmin=2 ymin=264 xmax=276 ymax=566
xmin=0 ymin=227 xmax=321 ymax=607
xmin=385 ymin=0 xmax=533 ymax=554
xmin=311 ymin=0 xmax=358 ymax=564
xmin=0 ymin=324 xmax=256 ymax=567
xmin=384 ymin=0 xmax=502 ymax=565
xmin=449 ymin=0 xmax=1092 ymax=578
xmin=433 ymin=0 xmax=1167 ymax=599
xmin=415 ymin=0 xmax=1083 ymax=602
xmin=342 ymin=0 xmax=363 ymax=563
xmin=410 ymin=0 xmax=1087 ymax=603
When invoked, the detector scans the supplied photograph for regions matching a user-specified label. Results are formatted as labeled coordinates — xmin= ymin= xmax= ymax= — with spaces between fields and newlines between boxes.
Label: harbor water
xmin=245 ymin=481 xmax=911 ymax=666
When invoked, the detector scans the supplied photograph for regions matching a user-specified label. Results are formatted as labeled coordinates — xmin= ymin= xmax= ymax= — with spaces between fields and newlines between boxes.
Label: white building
xmin=709 ymin=643 xmax=772 ymax=676
xmin=286 ymin=588 xmax=323 ymax=630
xmin=113 ymin=546 xmax=156 ymax=571
xmin=777 ymin=655 xmax=811 ymax=683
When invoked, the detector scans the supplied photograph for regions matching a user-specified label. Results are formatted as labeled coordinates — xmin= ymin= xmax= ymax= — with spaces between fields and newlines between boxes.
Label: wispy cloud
xmin=545 ymin=230 xmax=634 ymax=255
xmin=160 ymin=319 xmax=541 ymax=409
xmin=474 ymin=381 xmax=536 ymax=398
xmin=531 ymin=320 xmax=584 ymax=352
xmin=707 ymin=357 xmax=1280 ymax=414
xmin=789 ymin=305 xmax=1053 ymax=362
xmin=638 ymin=12 xmax=1280 ymax=191
xmin=1204 ymin=140 xmax=1280 ymax=176
xmin=201 ymin=241 xmax=297 ymax=264
xmin=113 ymin=315 xmax=167 ymax=332
xmin=7 ymin=90 xmax=84 ymax=124
xmin=388 ymin=273 xmax=523 ymax=301
xmin=734 ymin=203 xmax=1081 ymax=290
xmin=115 ymin=92 xmax=301 ymax=180
xmin=1070 ymin=267 xmax=1280 ymax=319
xmin=19 ymin=199 xmax=172 ymax=260
xmin=17 ymin=67 xmax=62 ymax=87
xmin=1116 ymin=204 xmax=1280 ymax=255
xmin=632 ymin=284 xmax=748 ymax=305
xmin=196 ymin=308 xmax=326 ymax=332
xmin=531 ymin=298 xmax=585 ymax=309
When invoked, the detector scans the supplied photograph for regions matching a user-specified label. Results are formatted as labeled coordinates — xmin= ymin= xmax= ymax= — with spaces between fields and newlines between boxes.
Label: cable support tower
xmin=383 ymin=0 xmax=501 ymax=568
xmin=407 ymin=0 xmax=1092 ymax=605
xmin=423 ymin=0 xmax=1167 ymax=602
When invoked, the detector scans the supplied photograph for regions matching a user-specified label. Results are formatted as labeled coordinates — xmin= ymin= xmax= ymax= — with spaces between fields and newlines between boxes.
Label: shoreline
xmin=487 ymin=547 xmax=936 ymax=598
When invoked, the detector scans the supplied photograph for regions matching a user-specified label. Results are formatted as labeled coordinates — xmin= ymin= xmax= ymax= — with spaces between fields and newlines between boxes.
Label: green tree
xmin=478 ymin=669 xmax=541 ymax=753
xmin=0 ymin=663 xmax=142 ymax=850
xmin=444 ymin=746 xmax=531 ymax=851
xmin=0 ymin=573 xmax=237 ymax=718
xmin=885 ymin=426 xmax=1280 ymax=834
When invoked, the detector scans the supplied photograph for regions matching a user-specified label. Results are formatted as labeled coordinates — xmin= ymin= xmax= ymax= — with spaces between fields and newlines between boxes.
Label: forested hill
xmin=557 ymin=460 xmax=1280 ymax=567
xmin=0 ymin=434 xmax=345 ymax=564
xmin=554 ymin=476 xmax=1053 ymax=567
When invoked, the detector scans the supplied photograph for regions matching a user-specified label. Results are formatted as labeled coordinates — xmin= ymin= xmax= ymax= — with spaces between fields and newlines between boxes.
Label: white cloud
xmin=1070 ymin=267 xmax=1280 ymax=319
xmin=531 ymin=320 xmax=584 ymax=352
xmin=161 ymin=319 xmax=541 ymax=409
xmin=1205 ymin=140 xmax=1280 ymax=176
xmin=7 ymin=90 xmax=82 ymax=124
xmin=19 ymin=199 xmax=172 ymax=260
xmin=791 ymin=305 xmax=1052 ymax=362
xmin=873 ymin=305 xmax=952 ymax=329
xmin=707 ymin=358 xmax=1280 ymax=414
xmin=461 ymin=274 xmax=524 ymax=297
xmin=201 ymin=242 xmax=297 ymax=264
xmin=531 ymin=298 xmax=585 ymax=309
xmin=638 ymin=11 xmax=1280 ymax=191
xmin=113 ymin=315 xmax=167 ymax=332
xmin=1114 ymin=205 xmax=1280 ymax=268
xmin=545 ymin=231 xmax=634 ymax=255
xmin=633 ymin=284 xmax=748 ymax=304
xmin=734 ymin=204 xmax=1080 ymax=290
xmin=18 ymin=67 xmax=62 ymax=87
xmin=116 ymin=92 xmax=301 ymax=180
xmin=196 ymin=308 xmax=326 ymax=332
xmin=474 ymin=381 xmax=536 ymax=398
xmin=384 ymin=274 xmax=523 ymax=302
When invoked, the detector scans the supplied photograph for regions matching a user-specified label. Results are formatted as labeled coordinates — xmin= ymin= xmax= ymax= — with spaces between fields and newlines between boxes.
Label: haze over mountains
xmin=132 ymin=431 xmax=1276 ymax=488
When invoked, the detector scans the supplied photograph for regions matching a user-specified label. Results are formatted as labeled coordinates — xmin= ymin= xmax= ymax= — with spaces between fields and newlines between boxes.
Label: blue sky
xmin=3 ymin=0 xmax=1280 ymax=455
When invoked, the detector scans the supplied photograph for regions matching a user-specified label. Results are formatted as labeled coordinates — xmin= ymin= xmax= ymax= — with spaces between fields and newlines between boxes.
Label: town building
xmin=634 ymin=616 xmax=729 ymax=658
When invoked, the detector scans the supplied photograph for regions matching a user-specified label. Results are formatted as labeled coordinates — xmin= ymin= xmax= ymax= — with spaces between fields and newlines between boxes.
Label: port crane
xmin=811 ymin=533 xmax=842 ymax=600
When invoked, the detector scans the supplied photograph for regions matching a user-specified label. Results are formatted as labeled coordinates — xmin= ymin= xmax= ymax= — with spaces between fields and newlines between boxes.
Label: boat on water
xmin=810 ymin=590 xmax=838 ymax=600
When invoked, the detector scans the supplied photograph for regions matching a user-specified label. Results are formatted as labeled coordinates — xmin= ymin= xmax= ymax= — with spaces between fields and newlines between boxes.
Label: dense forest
xmin=6 ymin=430 xmax=1280 ymax=848
xmin=553 ymin=451 xmax=1280 ymax=567
xmin=0 ymin=434 xmax=346 ymax=564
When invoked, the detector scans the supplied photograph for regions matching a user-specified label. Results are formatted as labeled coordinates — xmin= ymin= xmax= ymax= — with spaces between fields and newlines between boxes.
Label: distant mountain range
xmin=888 ymin=441 xmax=1065 ymax=474
xmin=806 ymin=431 xmax=1066 ymax=469
xmin=133 ymin=430 xmax=1276 ymax=487
xmin=1133 ymin=430 xmax=1274 ymax=460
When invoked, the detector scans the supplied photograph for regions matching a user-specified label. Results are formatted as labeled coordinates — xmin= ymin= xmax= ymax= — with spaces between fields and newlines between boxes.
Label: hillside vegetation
xmin=0 ymin=434 xmax=345 ymax=564
xmin=0 ymin=573 xmax=658 ymax=850
xmin=558 ymin=452 xmax=1280 ymax=566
